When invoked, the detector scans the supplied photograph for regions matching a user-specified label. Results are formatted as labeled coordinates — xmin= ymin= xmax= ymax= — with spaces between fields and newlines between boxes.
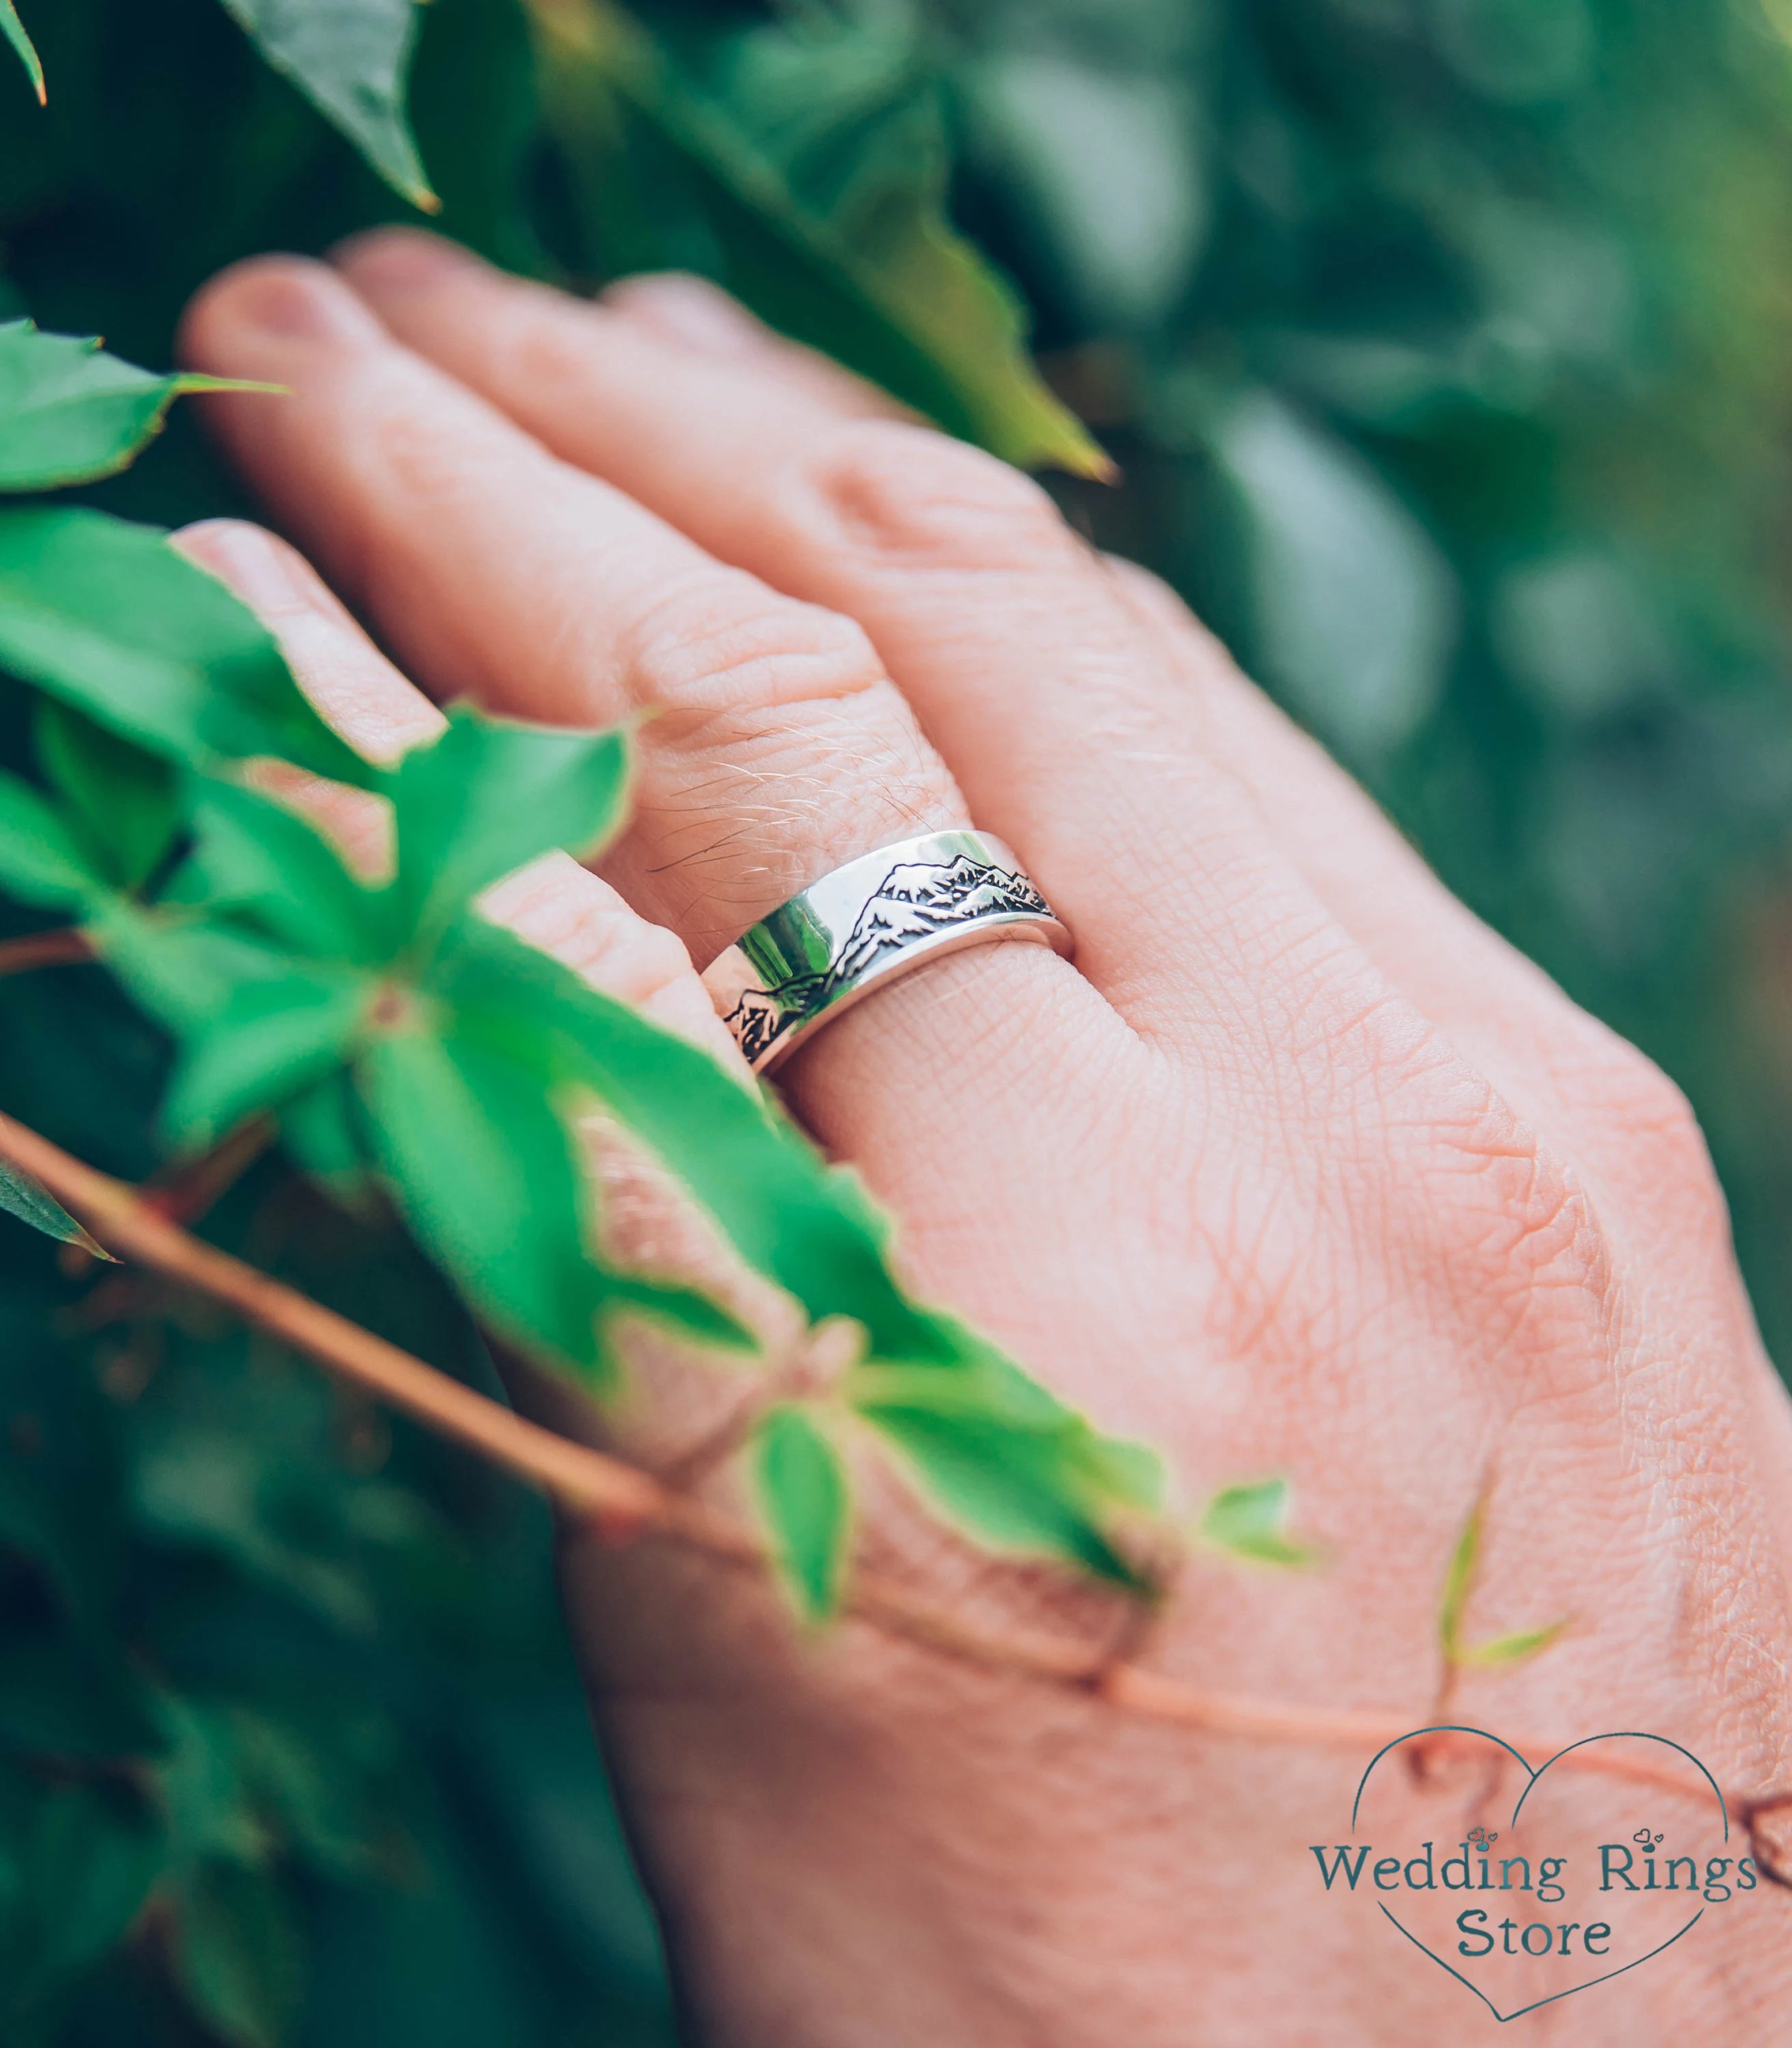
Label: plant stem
xmin=0 ymin=927 xmax=91 ymax=976
xmin=0 ymin=1106 xmax=1780 ymax=1856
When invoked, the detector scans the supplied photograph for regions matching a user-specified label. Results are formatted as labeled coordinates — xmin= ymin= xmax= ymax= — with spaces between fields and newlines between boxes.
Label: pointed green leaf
xmin=162 ymin=969 xmax=370 ymax=1150
xmin=219 ymin=0 xmax=438 ymax=210
xmin=0 ymin=322 xmax=265 ymax=494
xmin=276 ymin=1070 xmax=378 ymax=1209
xmin=849 ymin=1354 xmax=1163 ymax=1513
xmin=0 ymin=1157 xmax=109 ymax=1257
xmin=857 ymin=1397 xmax=1141 ymax=1584
xmin=389 ymin=706 xmax=631 ymax=933
xmin=1457 ymin=1620 xmax=1570 ymax=1669
xmin=359 ymin=1016 xmax=621 ymax=1384
xmin=0 ymin=1 xmax=42 ymax=106
xmin=753 ymin=1404 xmax=850 ymax=1621
xmin=1438 ymin=1495 xmax=1483 ymax=1662
xmin=87 ymin=902 xmax=309 ymax=1036
xmin=175 ymin=775 xmax=390 ymax=963
xmin=35 ymin=700 xmax=180 ymax=894
xmin=0 ymin=1780 xmax=167 ymax=2023
xmin=430 ymin=911 xmax=957 ymax=1365
xmin=532 ymin=0 xmax=1107 ymax=477
xmin=171 ymin=1858 xmax=304 ymax=2048
xmin=0 ymin=767 xmax=103 ymax=910
xmin=0 ymin=509 xmax=374 ymax=787
xmin=1197 ymin=1477 xmax=1313 ymax=1567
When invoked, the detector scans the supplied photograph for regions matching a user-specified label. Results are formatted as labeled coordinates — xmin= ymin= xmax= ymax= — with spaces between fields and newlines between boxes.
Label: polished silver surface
xmin=700 ymin=829 xmax=1072 ymax=1075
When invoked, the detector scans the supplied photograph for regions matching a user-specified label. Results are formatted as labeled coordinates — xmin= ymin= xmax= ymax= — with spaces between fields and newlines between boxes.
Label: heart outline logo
xmin=1350 ymin=1726 xmax=1729 ymax=2024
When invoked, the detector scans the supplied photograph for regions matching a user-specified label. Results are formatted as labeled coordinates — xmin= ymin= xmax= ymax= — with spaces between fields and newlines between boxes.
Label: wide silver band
xmin=702 ymin=829 xmax=1072 ymax=1075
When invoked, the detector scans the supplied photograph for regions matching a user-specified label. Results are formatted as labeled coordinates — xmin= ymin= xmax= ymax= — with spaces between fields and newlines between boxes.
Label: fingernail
xmin=601 ymin=273 xmax=768 ymax=357
xmin=171 ymin=520 xmax=307 ymax=616
xmin=332 ymin=228 xmax=478 ymax=294
xmin=233 ymin=263 xmax=383 ymax=346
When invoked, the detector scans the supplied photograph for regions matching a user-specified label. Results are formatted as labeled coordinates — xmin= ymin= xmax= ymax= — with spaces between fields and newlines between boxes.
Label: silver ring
xmin=701 ymin=829 xmax=1072 ymax=1075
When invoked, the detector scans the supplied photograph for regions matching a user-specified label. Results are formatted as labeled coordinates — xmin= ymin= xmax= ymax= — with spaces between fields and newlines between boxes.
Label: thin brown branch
xmin=0 ymin=927 xmax=91 ymax=977
xmin=1 ymin=1104 xmax=1780 ymax=1840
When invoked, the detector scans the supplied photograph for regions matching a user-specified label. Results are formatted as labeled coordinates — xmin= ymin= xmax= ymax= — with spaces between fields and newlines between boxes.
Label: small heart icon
xmin=1338 ymin=1726 xmax=1733 ymax=2022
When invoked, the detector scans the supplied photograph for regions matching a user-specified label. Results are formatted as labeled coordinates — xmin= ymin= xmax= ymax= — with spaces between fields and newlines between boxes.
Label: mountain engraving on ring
xmin=724 ymin=853 xmax=1051 ymax=1066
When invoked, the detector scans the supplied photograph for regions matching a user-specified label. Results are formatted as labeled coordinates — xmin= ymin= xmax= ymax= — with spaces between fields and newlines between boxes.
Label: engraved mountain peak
xmin=722 ymin=853 xmax=1051 ymax=1066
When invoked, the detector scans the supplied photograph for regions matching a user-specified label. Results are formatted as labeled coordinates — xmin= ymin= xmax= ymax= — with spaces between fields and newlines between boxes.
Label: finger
xmin=327 ymin=242 xmax=1772 ymax=1320
xmin=331 ymin=231 xmax=1288 ymax=1021
xmin=177 ymin=256 xmax=1133 ymax=1212
xmin=177 ymin=257 xmax=975 ymax=969
xmin=599 ymin=270 xmax=909 ymax=425
xmin=170 ymin=519 xmax=739 ymax=1064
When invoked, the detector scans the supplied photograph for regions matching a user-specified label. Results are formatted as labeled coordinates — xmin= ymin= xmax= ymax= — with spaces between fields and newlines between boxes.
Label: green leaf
xmin=0 ymin=1158 xmax=108 ymax=1259
xmin=1197 ymin=1477 xmax=1313 ymax=1567
xmin=0 ymin=767 xmax=103 ymax=911
xmin=1208 ymin=390 xmax=1457 ymax=763
xmin=88 ymin=902 xmax=313 ymax=1038
xmin=1437 ymin=1494 xmax=1483 ymax=1662
xmin=0 ymin=322 xmax=264 ymax=494
xmin=0 ymin=2 xmax=42 ymax=106
xmin=34 ymin=700 xmax=180 ymax=893
xmin=0 ymin=1776 xmax=166 ymax=2029
xmin=858 ymin=1397 xmax=1141 ymax=1584
xmin=388 ymin=705 xmax=631 ymax=933
xmin=1438 ymin=1492 xmax=1567 ymax=1669
xmin=430 ymin=912 xmax=957 ymax=1365
xmin=0 ymin=509 xmax=373 ymax=788
xmin=1457 ymin=1621 xmax=1569 ymax=1669
xmin=218 ymin=0 xmax=438 ymax=211
xmin=171 ymin=1858 xmax=304 ymax=2048
xmin=358 ymin=1016 xmax=621 ymax=1382
xmin=162 ymin=967 xmax=371 ymax=1150
xmin=530 ymin=0 xmax=1107 ymax=478
xmin=175 ymin=775 xmax=389 ymax=963
xmin=753 ymin=1405 xmax=849 ymax=1621
xmin=276 ymin=1069 xmax=378 ymax=1208
xmin=0 ymin=1636 xmax=162 ymax=1759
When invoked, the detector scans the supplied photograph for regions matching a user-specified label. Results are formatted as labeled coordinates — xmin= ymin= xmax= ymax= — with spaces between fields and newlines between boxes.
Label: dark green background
xmin=7 ymin=0 xmax=1792 ymax=2040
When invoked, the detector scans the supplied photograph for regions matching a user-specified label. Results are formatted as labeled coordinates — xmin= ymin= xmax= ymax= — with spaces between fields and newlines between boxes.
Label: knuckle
xmin=360 ymin=375 xmax=511 ymax=512
xmin=1597 ymin=1041 xmax=1720 ymax=1188
xmin=1411 ymin=1066 xmax=1619 ymax=1337
xmin=801 ymin=417 xmax=1077 ymax=570
xmin=623 ymin=570 xmax=887 ymax=716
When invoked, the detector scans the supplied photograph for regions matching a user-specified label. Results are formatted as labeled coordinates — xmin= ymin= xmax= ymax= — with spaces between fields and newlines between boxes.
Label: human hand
xmin=175 ymin=232 xmax=1792 ymax=2045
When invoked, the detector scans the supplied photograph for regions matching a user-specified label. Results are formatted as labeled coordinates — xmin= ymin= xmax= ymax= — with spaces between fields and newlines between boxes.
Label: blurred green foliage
xmin=6 ymin=0 xmax=1792 ymax=2040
